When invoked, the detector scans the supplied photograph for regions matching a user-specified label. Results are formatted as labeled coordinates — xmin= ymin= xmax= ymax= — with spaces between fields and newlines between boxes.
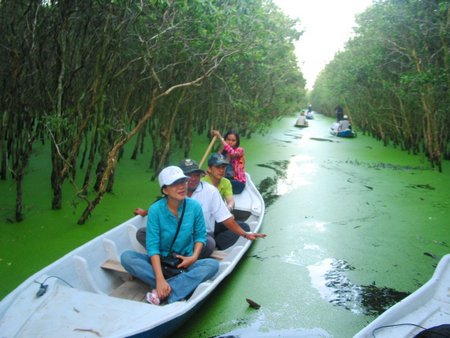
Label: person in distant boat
xmin=335 ymin=105 xmax=344 ymax=122
xmin=202 ymin=153 xmax=234 ymax=211
xmin=306 ymin=104 xmax=314 ymax=119
xmin=135 ymin=159 xmax=266 ymax=258
xmin=335 ymin=115 xmax=354 ymax=137
xmin=121 ymin=166 xmax=219 ymax=305
xmin=338 ymin=115 xmax=352 ymax=132
xmin=213 ymin=130 xmax=246 ymax=194
xmin=295 ymin=110 xmax=308 ymax=127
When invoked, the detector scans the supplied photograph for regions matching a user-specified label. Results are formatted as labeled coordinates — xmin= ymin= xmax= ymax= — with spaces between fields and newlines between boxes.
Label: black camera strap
xmin=168 ymin=199 xmax=186 ymax=253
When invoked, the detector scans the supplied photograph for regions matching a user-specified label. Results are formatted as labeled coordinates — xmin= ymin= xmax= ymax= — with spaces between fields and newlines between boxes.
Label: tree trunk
xmin=51 ymin=145 xmax=63 ymax=209
xmin=15 ymin=172 xmax=24 ymax=222
xmin=81 ymin=129 xmax=99 ymax=195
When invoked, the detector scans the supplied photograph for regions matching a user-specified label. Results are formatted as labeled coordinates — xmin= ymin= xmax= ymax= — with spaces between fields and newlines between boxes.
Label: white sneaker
xmin=145 ymin=290 xmax=160 ymax=305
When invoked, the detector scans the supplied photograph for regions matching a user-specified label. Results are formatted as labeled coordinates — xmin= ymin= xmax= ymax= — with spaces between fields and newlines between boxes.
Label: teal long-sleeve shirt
xmin=146 ymin=197 xmax=207 ymax=258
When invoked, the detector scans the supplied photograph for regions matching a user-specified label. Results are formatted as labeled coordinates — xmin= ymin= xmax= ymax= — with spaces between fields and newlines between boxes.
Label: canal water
xmin=175 ymin=113 xmax=450 ymax=337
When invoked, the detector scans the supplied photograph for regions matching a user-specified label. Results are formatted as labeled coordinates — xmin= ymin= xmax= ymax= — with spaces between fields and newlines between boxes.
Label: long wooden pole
xmin=199 ymin=135 xmax=217 ymax=168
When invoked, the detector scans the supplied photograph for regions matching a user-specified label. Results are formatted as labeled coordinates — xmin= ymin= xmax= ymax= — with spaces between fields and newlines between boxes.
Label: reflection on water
xmin=308 ymin=258 xmax=409 ymax=316
xmin=283 ymin=250 xmax=305 ymax=267
xmin=257 ymin=176 xmax=279 ymax=208
xmin=281 ymin=243 xmax=325 ymax=267
xmin=257 ymin=155 xmax=318 ymax=206
xmin=304 ymin=243 xmax=322 ymax=251
xmin=215 ymin=312 xmax=332 ymax=338
xmin=305 ymin=220 xmax=328 ymax=232
xmin=276 ymin=155 xmax=317 ymax=195
xmin=257 ymin=160 xmax=289 ymax=207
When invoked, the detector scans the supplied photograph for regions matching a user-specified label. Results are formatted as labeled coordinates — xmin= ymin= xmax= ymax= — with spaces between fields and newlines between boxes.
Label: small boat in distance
xmin=354 ymin=254 xmax=450 ymax=338
xmin=295 ymin=110 xmax=309 ymax=128
xmin=0 ymin=173 xmax=265 ymax=338
xmin=330 ymin=122 xmax=356 ymax=138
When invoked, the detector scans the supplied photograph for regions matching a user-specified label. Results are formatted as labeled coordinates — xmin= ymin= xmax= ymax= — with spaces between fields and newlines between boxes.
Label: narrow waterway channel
xmin=175 ymin=113 xmax=450 ymax=338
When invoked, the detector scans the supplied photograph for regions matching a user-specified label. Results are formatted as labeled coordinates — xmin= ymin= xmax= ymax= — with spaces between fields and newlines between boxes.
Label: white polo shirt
xmin=191 ymin=181 xmax=232 ymax=233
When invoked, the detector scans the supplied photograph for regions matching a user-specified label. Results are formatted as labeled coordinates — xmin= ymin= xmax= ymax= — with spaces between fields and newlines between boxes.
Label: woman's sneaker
xmin=146 ymin=290 xmax=160 ymax=305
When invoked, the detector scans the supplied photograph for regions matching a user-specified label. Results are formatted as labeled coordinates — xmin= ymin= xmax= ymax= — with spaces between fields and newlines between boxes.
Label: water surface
xmin=176 ymin=113 xmax=450 ymax=338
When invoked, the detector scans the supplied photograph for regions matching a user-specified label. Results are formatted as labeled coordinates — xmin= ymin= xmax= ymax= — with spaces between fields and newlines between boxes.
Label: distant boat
xmin=354 ymin=254 xmax=450 ymax=338
xmin=295 ymin=112 xmax=309 ymax=128
xmin=0 ymin=173 xmax=265 ymax=338
xmin=330 ymin=122 xmax=356 ymax=138
xmin=306 ymin=111 xmax=314 ymax=120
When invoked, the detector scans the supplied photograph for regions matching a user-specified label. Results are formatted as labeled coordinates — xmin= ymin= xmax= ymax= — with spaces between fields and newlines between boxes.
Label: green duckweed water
xmin=1 ymin=113 xmax=449 ymax=338
xmin=175 ymin=114 xmax=450 ymax=337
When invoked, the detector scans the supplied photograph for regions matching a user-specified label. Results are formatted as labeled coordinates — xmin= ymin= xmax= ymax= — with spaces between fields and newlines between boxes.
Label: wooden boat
xmin=354 ymin=254 xmax=450 ymax=338
xmin=0 ymin=173 xmax=265 ymax=338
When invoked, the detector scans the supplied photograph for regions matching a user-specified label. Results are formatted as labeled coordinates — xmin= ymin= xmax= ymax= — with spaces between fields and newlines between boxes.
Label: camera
xmin=161 ymin=253 xmax=181 ymax=268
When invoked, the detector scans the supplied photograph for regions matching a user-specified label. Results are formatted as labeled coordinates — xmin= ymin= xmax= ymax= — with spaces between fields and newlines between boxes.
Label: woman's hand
xmin=151 ymin=255 xmax=171 ymax=300
xmin=176 ymin=254 xmax=197 ymax=269
xmin=212 ymin=130 xmax=221 ymax=138
xmin=155 ymin=277 xmax=172 ymax=300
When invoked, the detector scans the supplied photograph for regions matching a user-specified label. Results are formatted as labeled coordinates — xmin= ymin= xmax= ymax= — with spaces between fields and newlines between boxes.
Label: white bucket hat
xmin=158 ymin=166 xmax=188 ymax=188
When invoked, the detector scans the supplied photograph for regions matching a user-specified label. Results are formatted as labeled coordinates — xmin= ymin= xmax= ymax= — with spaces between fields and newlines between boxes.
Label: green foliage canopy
xmin=0 ymin=0 xmax=306 ymax=223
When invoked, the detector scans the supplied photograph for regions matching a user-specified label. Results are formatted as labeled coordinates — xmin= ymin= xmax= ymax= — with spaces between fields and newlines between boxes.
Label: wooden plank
xmin=111 ymin=280 xmax=149 ymax=302
xmin=210 ymin=250 xmax=227 ymax=261
xmin=101 ymin=259 xmax=128 ymax=273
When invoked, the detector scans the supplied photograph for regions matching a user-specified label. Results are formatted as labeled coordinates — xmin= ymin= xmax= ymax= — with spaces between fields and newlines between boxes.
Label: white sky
xmin=273 ymin=0 xmax=373 ymax=89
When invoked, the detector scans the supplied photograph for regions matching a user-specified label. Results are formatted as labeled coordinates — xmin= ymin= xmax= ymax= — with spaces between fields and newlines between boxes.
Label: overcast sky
xmin=273 ymin=0 xmax=373 ymax=89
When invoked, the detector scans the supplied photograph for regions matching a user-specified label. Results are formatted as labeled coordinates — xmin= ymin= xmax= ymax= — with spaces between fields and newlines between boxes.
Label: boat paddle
xmin=198 ymin=135 xmax=217 ymax=169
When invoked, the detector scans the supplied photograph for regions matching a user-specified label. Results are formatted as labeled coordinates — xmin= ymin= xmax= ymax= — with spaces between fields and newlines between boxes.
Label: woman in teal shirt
xmin=121 ymin=166 xmax=219 ymax=305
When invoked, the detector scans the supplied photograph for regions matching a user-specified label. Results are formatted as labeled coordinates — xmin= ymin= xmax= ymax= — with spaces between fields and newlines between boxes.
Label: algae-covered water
xmin=174 ymin=114 xmax=450 ymax=337
xmin=1 ymin=113 xmax=449 ymax=337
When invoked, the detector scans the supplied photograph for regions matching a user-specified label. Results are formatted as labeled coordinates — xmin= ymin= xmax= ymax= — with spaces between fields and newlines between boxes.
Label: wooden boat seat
xmin=110 ymin=280 xmax=149 ymax=302
xmin=210 ymin=250 xmax=228 ymax=261
xmin=101 ymin=259 xmax=128 ymax=273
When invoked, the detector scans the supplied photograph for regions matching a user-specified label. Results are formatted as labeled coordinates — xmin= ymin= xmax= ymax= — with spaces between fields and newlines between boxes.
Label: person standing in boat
xmin=121 ymin=166 xmax=219 ymax=305
xmin=335 ymin=105 xmax=344 ymax=122
xmin=202 ymin=153 xmax=234 ymax=211
xmin=212 ymin=129 xmax=246 ymax=194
